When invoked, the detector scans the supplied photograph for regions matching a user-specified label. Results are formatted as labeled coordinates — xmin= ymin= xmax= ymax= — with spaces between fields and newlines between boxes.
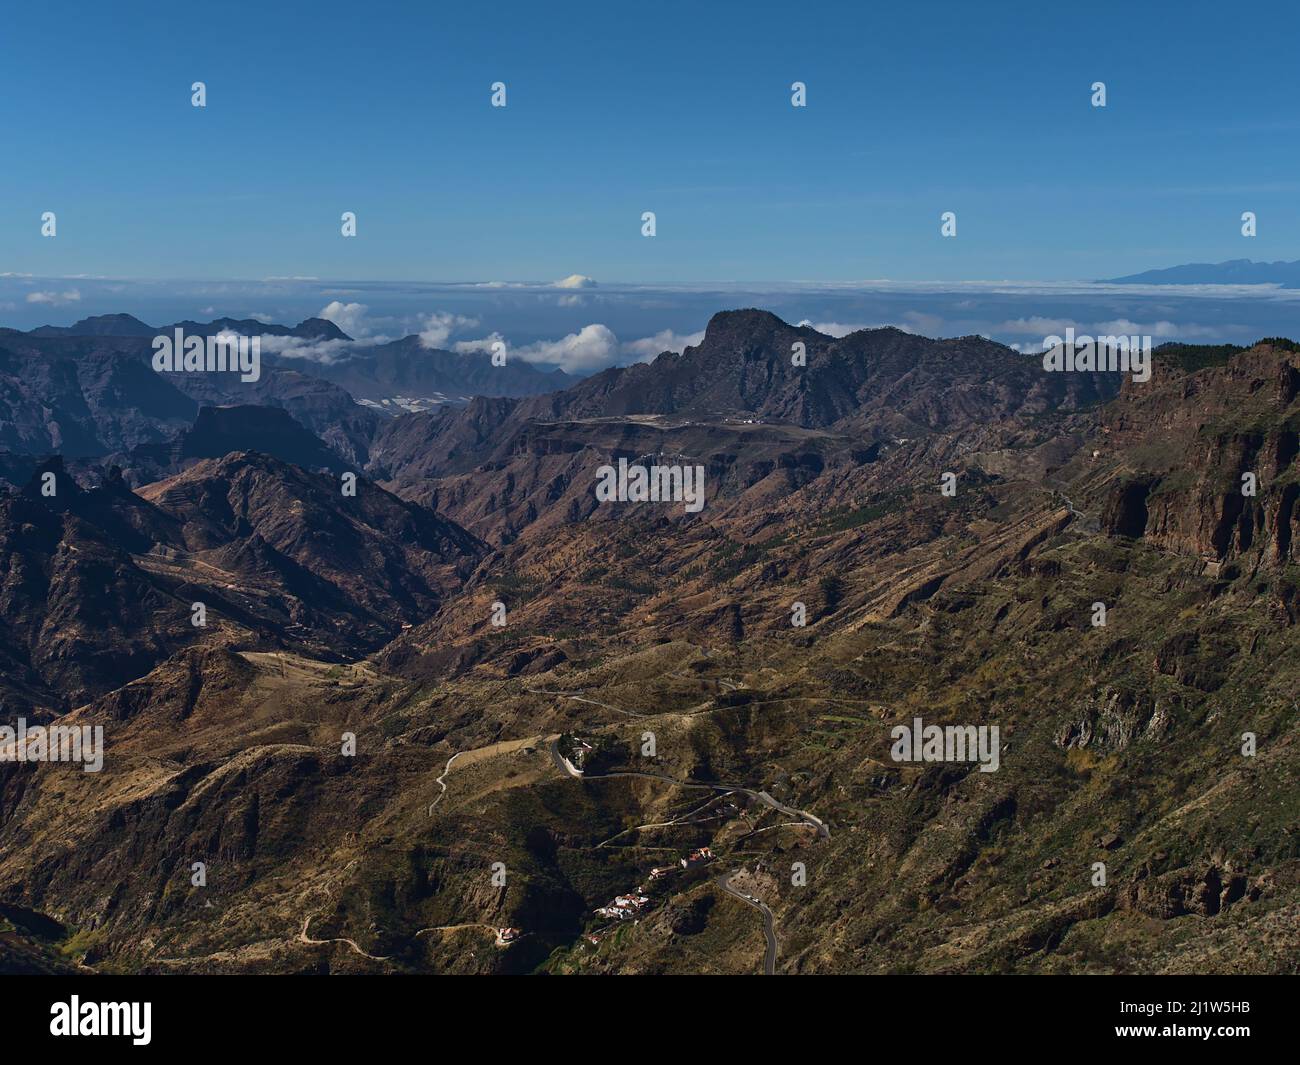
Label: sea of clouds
xmin=4 ymin=274 xmax=1298 ymax=375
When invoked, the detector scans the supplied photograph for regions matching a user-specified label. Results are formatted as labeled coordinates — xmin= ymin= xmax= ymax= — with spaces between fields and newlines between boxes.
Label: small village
xmin=584 ymin=846 xmax=717 ymax=946
xmin=484 ymin=840 xmax=724 ymax=950
xmin=593 ymin=893 xmax=650 ymax=921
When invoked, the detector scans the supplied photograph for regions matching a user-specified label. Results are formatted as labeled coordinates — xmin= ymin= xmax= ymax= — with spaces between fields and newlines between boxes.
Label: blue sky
xmin=6 ymin=0 xmax=1300 ymax=285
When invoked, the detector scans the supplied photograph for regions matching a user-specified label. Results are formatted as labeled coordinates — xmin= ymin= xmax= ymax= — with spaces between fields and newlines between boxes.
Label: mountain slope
xmin=0 ymin=452 xmax=486 ymax=716
xmin=369 ymin=310 xmax=1123 ymax=543
xmin=0 ymin=312 xmax=1296 ymax=977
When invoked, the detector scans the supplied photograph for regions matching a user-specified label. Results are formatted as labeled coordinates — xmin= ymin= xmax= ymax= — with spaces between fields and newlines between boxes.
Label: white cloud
xmin=1092 ymin=318 xmax=1219 ymax=338
xmin=256 ymin=334 xmax=355 ymax=364
xmin=319 ymin=300 xmax=370 ymax=338
xmin=1005 ymin=319 xmax=1225 ymax=351
xmin=452 ymin=331 xmax=507 ymax=355
xmin=451 ymin=323 xmax=702 ymax=372
xmin=621 ymin=328 xmax=705 ymax=361
xmin=309 ymin=300 xmax=398 ymax=345
xmin=456 ymin=325 xmax=620 ymax=372
xmin=518 ymin=324 xmax=619 ymax=371
xmin=244 ymin=300 xmax=412 ymax=364
xmin=419 ymin=311 xmax=479 ymax=349
xmin=26 ymin=289 xmax=81 ymax=305
xmin=554 ymin=274 xmax=597 ymax=289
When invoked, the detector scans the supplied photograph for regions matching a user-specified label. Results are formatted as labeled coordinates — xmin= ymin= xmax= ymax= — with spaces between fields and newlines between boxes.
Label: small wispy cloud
xmin=994 ymin=316 xmax=1081 ymax=335
xmin=798 ymin=320 xmax=868 ymax=337
xmin=452 ymin=331 xmax=507 ymax=356
xmin=26 ymin=289 xmax=81 ymax=305
xmin=257 ymin=334 xmax=354 ymax=364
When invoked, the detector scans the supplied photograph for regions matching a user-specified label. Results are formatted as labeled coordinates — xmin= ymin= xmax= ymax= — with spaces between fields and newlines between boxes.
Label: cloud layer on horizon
xmin=1 ymin=275 xmax=1293 ymax=374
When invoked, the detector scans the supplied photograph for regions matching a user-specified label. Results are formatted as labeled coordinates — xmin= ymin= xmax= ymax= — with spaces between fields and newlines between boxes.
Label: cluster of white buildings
xmin=595 ymin=893 xmax=650 ymax=921
xmin=586 ymin=848 xmax=719 ymax=946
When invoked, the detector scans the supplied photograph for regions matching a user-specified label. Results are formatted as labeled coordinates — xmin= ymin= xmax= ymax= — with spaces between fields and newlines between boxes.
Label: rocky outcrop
xmin=1120 ymin=862 xmax=1255 ymax=920
xmin=1095 ymin=343 xmax=1300 ymax=567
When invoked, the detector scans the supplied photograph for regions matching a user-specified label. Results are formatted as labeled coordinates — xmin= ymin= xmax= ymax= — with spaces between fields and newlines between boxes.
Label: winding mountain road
xmin=596 ymin=792 xmax=734 ymax=848
xmin=525 ymin=688 xmax=649 ymax=718
xmin=427 ymin=751 xmax=465 ymax=814
xmin=717 ymin=871 xmax=777 ymax=976
xmin=427 ymin=735 xmax=544 ymax=816
xmin=546 ymin=738 xmax=830 ymax=840
xmin=547 ymin=733 xmax=831 ymax=976
xmin=414 ymin=923 xmax=514 ymax=947
xmin=298 ymin=914 xmax=391 ymax=962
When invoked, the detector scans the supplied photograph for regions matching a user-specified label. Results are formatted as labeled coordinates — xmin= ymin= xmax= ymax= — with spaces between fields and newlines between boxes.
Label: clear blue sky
xmin=4 ymin=0 xmax=1300 ymax=283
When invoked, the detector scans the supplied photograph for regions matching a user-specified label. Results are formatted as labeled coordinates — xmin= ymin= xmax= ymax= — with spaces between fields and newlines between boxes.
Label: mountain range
xmin=0 ymin=308 xmax=1296 ymax=975
xmin=0 ymin=313 xmax=568 ymax=462
xmin=1107 ymin=258 xmax=1300 ymax=286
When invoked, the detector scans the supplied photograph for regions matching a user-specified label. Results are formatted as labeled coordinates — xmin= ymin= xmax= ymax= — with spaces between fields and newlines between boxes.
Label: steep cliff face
xmin=1094 ymin=343 xmax=1300 ymax=568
